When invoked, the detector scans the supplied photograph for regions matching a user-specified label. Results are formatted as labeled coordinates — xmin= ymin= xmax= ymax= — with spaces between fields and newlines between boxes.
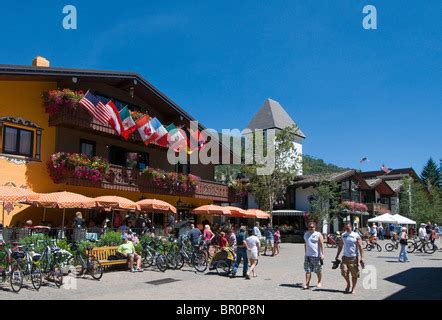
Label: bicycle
xmin=0 ymin=241 xmax=23 ymax=293
xmin=68 ymin=242 xmax=103 ymax=280
xmin=12 ymin=244 xmax=42 ymax=290
xmin=364 ymin=238 xmax=382 ymax=252
xmin=407 ymin=238 xmax=437 ymax=254
xmin=174 ymin=238 xmax=208 ymax=273
xmin=141 ymin=237 xmax=169 ymax=272
xmin=385 ymin=239 xmax=400 ymax=252
xmin=33 ymin=240 xmax=64 ymax=288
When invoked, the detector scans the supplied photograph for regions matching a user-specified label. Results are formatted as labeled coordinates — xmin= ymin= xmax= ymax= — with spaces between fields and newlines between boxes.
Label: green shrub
xmin=97 ymin=231 xmax=123 ymax=247
xmin=18 ymin=235 xmax=51 ymax=252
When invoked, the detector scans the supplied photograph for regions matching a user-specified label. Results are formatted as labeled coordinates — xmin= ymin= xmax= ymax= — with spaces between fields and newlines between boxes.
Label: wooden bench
xmin=90 ymin=246 xmax=128 ymax=267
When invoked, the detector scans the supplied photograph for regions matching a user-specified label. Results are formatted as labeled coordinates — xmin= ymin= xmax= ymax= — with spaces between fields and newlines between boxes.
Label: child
xmin=219 ymin=232 xmax=228 ymax=248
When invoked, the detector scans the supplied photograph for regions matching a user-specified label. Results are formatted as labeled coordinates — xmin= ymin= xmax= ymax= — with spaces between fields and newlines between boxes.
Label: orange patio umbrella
xmin=94 ymin=196 xmax=139 ymax=211
xmin=246 ymin=209 xmax=271 ymax=219
xmin=32 ymin=191 xmax=95 ymax=229
xmin=222 ymin=206 xmax=246 ymax=218
xmin=192 ymin=205 xmax=231 ymax=216
xmin=136 ymin=199 xmax=177 ymax=214
xmin=0 ymin=186 xmax=40 ymax=225
xmin=0 ymin=186 xmax=39 ymax=203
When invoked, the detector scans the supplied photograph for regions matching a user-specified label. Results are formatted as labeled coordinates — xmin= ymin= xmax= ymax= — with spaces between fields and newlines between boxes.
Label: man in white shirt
xmin=335 ymin=223 xmax=364 ymax=294
xmin=418 ymin=223 xmax=427 ymax=251
xmin=253 ymin=222 xmax=262 ymax=238
xmin=303 ymin=221 xmax=325 ymax=290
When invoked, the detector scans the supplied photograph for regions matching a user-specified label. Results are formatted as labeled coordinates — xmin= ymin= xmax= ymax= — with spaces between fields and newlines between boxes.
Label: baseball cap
xmin=122 ymin=233 xmax=129 ymax=240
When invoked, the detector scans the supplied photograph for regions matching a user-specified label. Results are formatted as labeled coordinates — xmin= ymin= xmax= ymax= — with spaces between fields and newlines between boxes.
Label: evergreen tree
xmin=421 ymin=158 xmax=440 ymax=189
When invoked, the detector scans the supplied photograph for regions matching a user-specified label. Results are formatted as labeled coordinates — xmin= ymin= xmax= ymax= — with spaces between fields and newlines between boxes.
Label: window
xmin=0 ymin=118 xmax=42 ymax=161
xmin=80 ymin=139 xmax=96 ymax=158
xmin=176 ymin=163 xmax=190 ymax=175
xmin=137 ymin=152 xmax=149 ymax=170
xmin=2 ymin=125 xmax=34 ymax=157
xmin=108 ymin=146 xmax=127 ymax=167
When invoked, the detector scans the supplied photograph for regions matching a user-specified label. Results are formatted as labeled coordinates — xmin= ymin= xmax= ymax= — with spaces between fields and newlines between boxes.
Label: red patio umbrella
xmin=192 ymin=205 xmax=231 ymax=216
xmin=246 ymin=209 xmax=271 ymax=219
xmin=222 ymin=206 xmax=246 ymax=218
xmin=32 ymin=191 xmax=95 ymax=229
xmin=94 ymin=196 xmax=139 ymax=211
xmin=0 ymin=186 xmax=40 ymax=225
xmin=136 ymin=199 xmax=177 ymax=214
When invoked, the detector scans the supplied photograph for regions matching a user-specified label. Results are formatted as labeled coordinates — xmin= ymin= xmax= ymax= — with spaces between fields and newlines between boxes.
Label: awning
xmin=271 ymin=210 xmax=307 ymax=217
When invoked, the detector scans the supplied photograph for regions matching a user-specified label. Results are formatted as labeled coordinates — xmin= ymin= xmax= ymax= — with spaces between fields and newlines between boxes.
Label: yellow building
xmin=0 ymin=57 xmax=235 ymax=227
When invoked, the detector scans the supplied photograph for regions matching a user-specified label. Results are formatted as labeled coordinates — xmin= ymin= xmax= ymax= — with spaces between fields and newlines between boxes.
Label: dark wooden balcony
xmin=49 ymin=108 xmax=146 ymax=143
xmin=63 ymin=165 xmax=231 ymax=202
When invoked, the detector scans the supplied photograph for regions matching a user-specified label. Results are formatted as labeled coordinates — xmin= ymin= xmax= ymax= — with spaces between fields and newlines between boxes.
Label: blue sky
xmin=0 ymin=0 xmax=440 ymax=173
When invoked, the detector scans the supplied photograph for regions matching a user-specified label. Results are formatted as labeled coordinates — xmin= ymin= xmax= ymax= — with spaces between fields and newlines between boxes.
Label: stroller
xmin=209 ymin=246 xmax=236 ymax=276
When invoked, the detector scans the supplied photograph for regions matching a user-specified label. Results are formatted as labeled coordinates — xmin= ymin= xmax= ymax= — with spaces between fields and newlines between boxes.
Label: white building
xmin=245 ymin=98 xmax=306 ymax=209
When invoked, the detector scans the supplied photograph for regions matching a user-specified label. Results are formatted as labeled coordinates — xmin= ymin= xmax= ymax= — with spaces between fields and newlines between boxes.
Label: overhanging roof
xmin=271 ymin=210 xmax=307 ymax=216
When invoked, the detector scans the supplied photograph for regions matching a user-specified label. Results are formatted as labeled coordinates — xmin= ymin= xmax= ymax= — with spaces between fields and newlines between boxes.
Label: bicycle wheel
xmin=365 ymin=243 xmax=372 ymax=251
xmin=175 ymin=253 xmax=185 ymax=270
xmin=376 ymin=244 xmax=382 ymax=252
xmin=192 ymin=252 xmax=208 ymax=273
xmin=142 ymin=249 xmax=154 ymax=268
xmin=10 ymin=263 xmax=23 ymax=293
xmin=68 ymin=255 xmax=85 ymax=277
xmin=166 ymin=253 xmax=178 ymax=269
xmin=385 ymin=243 xmax=394 ymax=252
xmin=30 ymin=264 xmax=42 ymax=290
xmin=215 ymin=261 xmax=230 ymax=276
xmin=424 ymin=242 xmax=436 ymax=254
xmin=156 ymin=255 xmax=168 ymax=272
xmin=51 ymin=264 xmax=63 ymax=288
xmin=407 ymin=241 xmax=416 ymax=253
xmin=88 ymin=257 xmax=104 ymax=280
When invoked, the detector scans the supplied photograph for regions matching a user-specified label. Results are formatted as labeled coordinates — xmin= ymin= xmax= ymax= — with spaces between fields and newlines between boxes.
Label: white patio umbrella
xmin=368 ymin=213 xmax=398 ymax=224
xmin=392 ymin=214 xmax=416 ymax=225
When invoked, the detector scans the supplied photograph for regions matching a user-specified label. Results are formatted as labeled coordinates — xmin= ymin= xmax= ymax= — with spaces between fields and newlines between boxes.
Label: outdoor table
xmin=86 ymin=232 xmax=98 ymax=241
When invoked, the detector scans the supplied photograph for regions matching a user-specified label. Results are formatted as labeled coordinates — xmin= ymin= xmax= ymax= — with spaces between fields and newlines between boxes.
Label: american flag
xmin=79 ymin=90 xmax=112 ymax=125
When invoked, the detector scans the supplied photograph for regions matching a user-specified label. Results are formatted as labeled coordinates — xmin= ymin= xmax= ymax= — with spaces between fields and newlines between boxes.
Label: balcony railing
xmin=366 ymin=203 xmax=390 ymax=214
xmin=49 ymin=108 xmax=152 ymax=146
xmin=63 ymin=165 xmax=231 ymax=202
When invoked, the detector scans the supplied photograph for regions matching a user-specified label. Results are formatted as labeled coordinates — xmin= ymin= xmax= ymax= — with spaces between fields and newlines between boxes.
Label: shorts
xmin=340 ymin=256 xmax=360 ymax=278
xmin=247 ymin=250 xmax=258 ymax=261
xmin=304 ymin=256 xmax=322 ymax=274
xmin=266 ymin=239 xmax=274 ymax=246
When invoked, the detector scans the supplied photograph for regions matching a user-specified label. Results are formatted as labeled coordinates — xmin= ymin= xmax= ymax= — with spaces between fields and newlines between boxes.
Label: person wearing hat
xmin=418 ymin=223 xmax=427 ymax=252
xmin=398 ymin=227 xmax=410 ymax=262
xmin=117 ymin=233 xmax=142 ymax=272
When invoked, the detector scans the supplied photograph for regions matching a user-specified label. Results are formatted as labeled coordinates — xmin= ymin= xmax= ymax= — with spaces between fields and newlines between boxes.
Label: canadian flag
xmin=135 ymin=115 xmax=156 ymax=145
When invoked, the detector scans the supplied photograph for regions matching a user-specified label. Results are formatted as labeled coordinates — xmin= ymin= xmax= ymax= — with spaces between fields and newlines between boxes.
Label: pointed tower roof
xmin=246 ymin=98 xmax=305 ymax=138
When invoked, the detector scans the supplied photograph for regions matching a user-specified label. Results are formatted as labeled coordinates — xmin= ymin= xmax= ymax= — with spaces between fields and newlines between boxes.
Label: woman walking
xmin=245 ymin=229 xmax=260 ymax=279
xmin=274 ymin=226 xmax=281 ymax=256
xmin=398 ymin=227 xmax=410 ymax=263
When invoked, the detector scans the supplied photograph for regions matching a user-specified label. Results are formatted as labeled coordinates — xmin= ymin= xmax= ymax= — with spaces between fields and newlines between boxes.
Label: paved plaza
xmin=1 ymin=242 xmax=441 ymax=300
